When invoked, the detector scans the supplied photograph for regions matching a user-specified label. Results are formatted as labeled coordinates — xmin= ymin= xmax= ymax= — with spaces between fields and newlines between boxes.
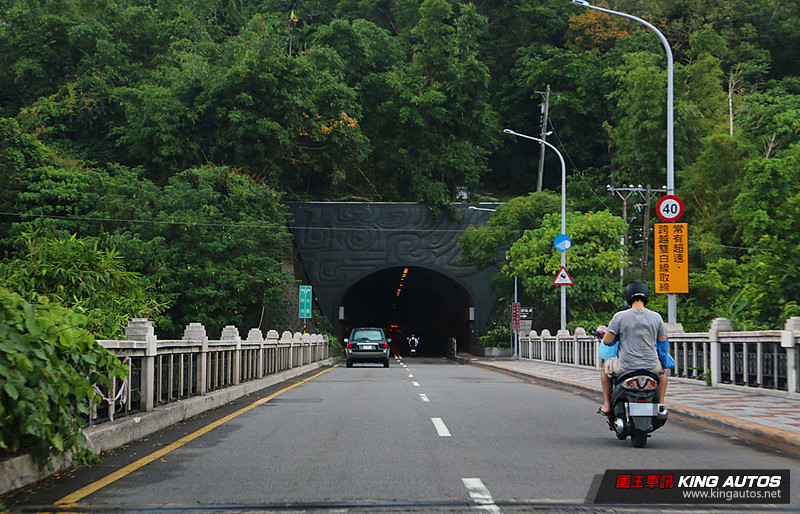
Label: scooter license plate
xmin=628 ymin=403 xmax=658 ymax=416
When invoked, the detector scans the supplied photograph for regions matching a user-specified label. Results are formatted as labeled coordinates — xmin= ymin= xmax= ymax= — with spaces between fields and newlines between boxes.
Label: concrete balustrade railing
xmin=90 ymin=318 xmax=329 ymax=425
xmin=0 ymin=319 xmax=331 ymax=495
xmin=518 ymin=317 xmax=800 ymax=398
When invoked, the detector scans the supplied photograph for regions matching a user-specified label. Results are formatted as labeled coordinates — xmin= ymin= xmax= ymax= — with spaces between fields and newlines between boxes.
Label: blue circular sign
xmin=554 ymin=234 xmax=572 ymax=252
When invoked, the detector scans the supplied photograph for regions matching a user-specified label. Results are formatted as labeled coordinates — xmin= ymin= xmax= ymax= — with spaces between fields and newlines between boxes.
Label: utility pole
xmin=607 ymin=184 xmax=666 ymax=281
xmin=641 ymin=185 xmax=652 ymax=281
xmin=536 ymin=84 xmax=551 ymax=193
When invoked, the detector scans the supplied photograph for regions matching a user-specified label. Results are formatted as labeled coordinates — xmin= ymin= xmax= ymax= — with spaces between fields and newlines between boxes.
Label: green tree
xmin=729 ymin=147 xmax=800 ymax=328
xmin=0 ymin=228 xmax=166 ymax=338
xmin=681 ymin=133 xmax=756 ymax=261
xmin=127 ymin=166 xmax=291 ymax=337
xmin=0 ymin=117 xmax=100 ymax=252
xmin=506 ymin=210 xmax=626 ymax=330
xmin=458 ymin=192 xmax=562 ymax=270
xmin=112 ymin=13 xmax=370 ymax=193
xmin=358 ymin=0 xmax=500 ymax=212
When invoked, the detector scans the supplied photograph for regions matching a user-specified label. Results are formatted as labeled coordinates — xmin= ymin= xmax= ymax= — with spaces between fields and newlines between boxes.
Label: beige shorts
xmin=604 ymin=356 xmax=664 ymax=377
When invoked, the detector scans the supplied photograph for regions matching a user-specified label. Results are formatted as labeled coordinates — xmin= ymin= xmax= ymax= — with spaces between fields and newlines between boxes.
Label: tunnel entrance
xmin=339 ymin=266 xmax=473 ymax=357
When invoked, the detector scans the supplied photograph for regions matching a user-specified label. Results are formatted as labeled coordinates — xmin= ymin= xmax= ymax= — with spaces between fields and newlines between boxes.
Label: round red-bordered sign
xmin=656 ymin=195 xmax=684 ymax=222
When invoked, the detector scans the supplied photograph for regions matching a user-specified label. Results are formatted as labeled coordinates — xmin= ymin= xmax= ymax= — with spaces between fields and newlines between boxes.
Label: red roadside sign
xmin=656 ymin=195 xmax=684 ymax=222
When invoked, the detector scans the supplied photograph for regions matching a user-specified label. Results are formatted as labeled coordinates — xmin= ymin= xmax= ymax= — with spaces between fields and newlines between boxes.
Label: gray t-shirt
xmin=607 ymin=308 xmax=666 ymax=370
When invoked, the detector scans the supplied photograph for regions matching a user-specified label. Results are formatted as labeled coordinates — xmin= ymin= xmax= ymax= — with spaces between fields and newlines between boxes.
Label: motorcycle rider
xmin=408 ymin=334 xmax=419 ymax=353
xmin=598 ymin=281 xmax=668 ymax=416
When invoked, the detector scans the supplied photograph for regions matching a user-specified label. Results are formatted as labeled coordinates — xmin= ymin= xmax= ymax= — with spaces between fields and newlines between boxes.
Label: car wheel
xmin=346 ymin=359 xmax=353 ymax=368
xmin=383 ymin=359 xmax=390 ymax=368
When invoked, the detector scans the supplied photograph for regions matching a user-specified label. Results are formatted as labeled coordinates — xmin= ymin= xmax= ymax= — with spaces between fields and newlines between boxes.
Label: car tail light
xmin=384 ymin=341 xmax=388 ymax=349
xmin=623 ymin=376 xmax=657 ymax=390
xmin=347 ymin=341 xmax=352 ymax=349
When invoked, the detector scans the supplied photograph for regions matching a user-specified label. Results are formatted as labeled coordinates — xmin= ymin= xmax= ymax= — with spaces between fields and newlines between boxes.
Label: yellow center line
xmin=55 ymin=365 xmax=338 ymax=507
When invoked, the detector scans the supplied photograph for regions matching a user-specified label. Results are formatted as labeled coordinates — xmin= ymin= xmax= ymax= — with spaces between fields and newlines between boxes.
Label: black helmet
xmin=625 ymin=281 xmax=649 ymax=305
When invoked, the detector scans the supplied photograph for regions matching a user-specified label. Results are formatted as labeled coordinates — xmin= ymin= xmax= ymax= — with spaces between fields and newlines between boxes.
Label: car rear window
xmin=351 ymin=329 xmax=384 ymax=341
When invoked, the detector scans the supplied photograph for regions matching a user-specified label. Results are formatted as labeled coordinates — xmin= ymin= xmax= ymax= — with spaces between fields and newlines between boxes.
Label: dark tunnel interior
xmin=339 ymin=266 xmax=474 ymax=356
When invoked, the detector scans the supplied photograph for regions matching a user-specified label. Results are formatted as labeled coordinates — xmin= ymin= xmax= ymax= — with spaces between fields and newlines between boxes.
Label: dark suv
xmin=344 ymin=327 xmax=391 ymax=368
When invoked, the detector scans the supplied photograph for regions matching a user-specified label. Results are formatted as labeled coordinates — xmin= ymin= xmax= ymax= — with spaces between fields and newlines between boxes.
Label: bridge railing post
xmin=782 ymin=317 xmax=800 ymax=394
xmin=221 ymin=325 xmax=241 ymax=385
xmin=709 ymin=318 xmax=731 ymax=387
xmin=281 ymin=331 xmax=293 ymax=370
xmin=125 ymin=319 xmax=157 ymax=411
xmin=556 ymin=329 xmax=570 ymax=364
xmin=573 ymin=328 xmax=584 ymax=365
xmin=184 ymin=323 xmax=208 ymax=395
xmin=528 ymin=330 xmax=538 ymax=360
xmin=247 ymin=329 xmax=265 ymax=378
xmin=265 ymin=330 xmax=280 ymax=373
xmin=292 ymin=332 xmax=303 ymax=366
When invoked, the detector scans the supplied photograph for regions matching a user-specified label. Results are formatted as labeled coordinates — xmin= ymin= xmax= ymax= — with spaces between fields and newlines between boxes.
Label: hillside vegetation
xmin=2 ymin=0 xmax=799 ymax=334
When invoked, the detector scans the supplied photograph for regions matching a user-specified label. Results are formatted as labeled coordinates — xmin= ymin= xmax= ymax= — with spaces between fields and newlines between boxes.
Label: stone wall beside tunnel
xmin=286 ymin=202 xmax=499 ymax=353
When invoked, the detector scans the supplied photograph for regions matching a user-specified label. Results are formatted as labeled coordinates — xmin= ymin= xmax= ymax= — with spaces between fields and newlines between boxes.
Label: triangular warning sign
xmin=553 ymin=266 xmax=574 ymax=285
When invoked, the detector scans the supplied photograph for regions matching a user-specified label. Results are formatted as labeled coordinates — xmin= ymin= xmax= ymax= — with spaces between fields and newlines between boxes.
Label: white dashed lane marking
xmin=419 ymin=393 xmax=430 ymax=402
xmin=431 ymin=417 xmax=452 ymax=437
xmin=412 ymin=381 xmax=420 ymax=387
xmin=462 ymin=478 xmax=501 ymax=513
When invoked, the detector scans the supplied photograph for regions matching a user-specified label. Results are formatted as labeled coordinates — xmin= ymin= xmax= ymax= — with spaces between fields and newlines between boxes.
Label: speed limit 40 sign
xmin=656 ymin=195 xmax=684 ymax=222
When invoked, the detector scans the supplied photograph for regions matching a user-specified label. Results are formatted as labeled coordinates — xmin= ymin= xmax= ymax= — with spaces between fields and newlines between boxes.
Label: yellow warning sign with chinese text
xmin=654 ymin=223 xmax=688 ymax=293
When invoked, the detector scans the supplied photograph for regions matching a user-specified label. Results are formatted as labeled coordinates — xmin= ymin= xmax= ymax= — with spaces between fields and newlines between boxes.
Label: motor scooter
xmin=594 ymin=331 xmax=669 ymax=448
xmin=409 ymin=337 xmax=419 ymax=357
xmin=607 ymin=369 xmax=668 ymax=447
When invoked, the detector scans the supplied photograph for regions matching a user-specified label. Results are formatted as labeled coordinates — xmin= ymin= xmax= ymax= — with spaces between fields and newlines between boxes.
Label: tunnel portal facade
xmin=287 ymin=203 xmax=499 ymax=355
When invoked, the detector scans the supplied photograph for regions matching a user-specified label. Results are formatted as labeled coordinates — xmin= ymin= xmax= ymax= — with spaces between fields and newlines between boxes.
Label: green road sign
xmin=299 ymin=285 xmax=312 ymax=319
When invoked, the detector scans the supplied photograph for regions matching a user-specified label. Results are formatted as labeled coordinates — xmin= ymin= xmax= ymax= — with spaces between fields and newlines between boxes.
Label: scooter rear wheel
xmin=631 ymin=429 xmax=648 ymax=448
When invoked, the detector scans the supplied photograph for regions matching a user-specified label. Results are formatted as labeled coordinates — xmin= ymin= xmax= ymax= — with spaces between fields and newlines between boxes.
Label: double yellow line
xmin=56 ymin=366 xmax=337 ymax=507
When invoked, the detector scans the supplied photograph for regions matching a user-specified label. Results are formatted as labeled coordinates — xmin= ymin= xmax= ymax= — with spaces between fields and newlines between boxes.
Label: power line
xmin=0 ymin=211 xmax=487 ymax=234
xmin=0 ymin=212 xmax=777 ymax=252
xmin=547 ymin=121 xmax=614 ymax=212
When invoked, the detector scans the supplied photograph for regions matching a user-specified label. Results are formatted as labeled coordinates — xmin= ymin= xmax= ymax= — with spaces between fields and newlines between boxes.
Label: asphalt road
xmin=4 ymin=357 xmax=799 ymax=512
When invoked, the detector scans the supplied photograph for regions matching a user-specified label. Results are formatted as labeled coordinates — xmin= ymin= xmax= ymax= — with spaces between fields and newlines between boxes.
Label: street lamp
xmin=469 ymin=203 xmax=521 ymax=359
xmin=571 ymin=0 xmax=677 ymax=324
xmin=503 ymin=128 xmax=568 ymax=332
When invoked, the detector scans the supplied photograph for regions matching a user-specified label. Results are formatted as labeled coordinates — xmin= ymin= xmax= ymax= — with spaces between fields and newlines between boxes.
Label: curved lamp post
xmin=571 ymin=0 xmax=677 ymax=324
xmin=469 ymin=204 xmax=520 ymax=358
xmin=503 ymin=128 xmax=568 ymax=332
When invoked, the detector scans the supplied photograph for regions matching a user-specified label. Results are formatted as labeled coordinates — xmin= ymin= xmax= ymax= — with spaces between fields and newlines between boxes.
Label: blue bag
xmin=598 ymin=337 xmax=619 ymax=360
xmin=657 ymin=337 xmax=676 ymax=370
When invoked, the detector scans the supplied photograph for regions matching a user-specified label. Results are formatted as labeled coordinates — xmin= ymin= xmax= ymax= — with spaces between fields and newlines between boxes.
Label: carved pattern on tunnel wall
xmin=286 ymin=203 xmax=499 ymax=336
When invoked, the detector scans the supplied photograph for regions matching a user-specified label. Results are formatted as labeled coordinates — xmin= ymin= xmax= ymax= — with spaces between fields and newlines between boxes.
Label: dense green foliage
xmin=507 ymin=209 xmax=626 ymax=330
xmin=2 ymin=0 xmax=800 ymax=336
xmin=0 ymin=229 xmax=165 ymax=339
xmin=0 ymin=287 xmax=127 ymax=465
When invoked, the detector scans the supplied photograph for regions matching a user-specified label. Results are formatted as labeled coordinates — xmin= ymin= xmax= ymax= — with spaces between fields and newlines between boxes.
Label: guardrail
xmin=518 ymin=317 xmax=800 ymax=398
xmin=89 ymin=318 xmax=329 ymax=425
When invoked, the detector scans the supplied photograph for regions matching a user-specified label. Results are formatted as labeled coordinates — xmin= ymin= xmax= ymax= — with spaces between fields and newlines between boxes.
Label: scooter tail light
xmin=623 ymin=376 xmax=658 ymax=390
